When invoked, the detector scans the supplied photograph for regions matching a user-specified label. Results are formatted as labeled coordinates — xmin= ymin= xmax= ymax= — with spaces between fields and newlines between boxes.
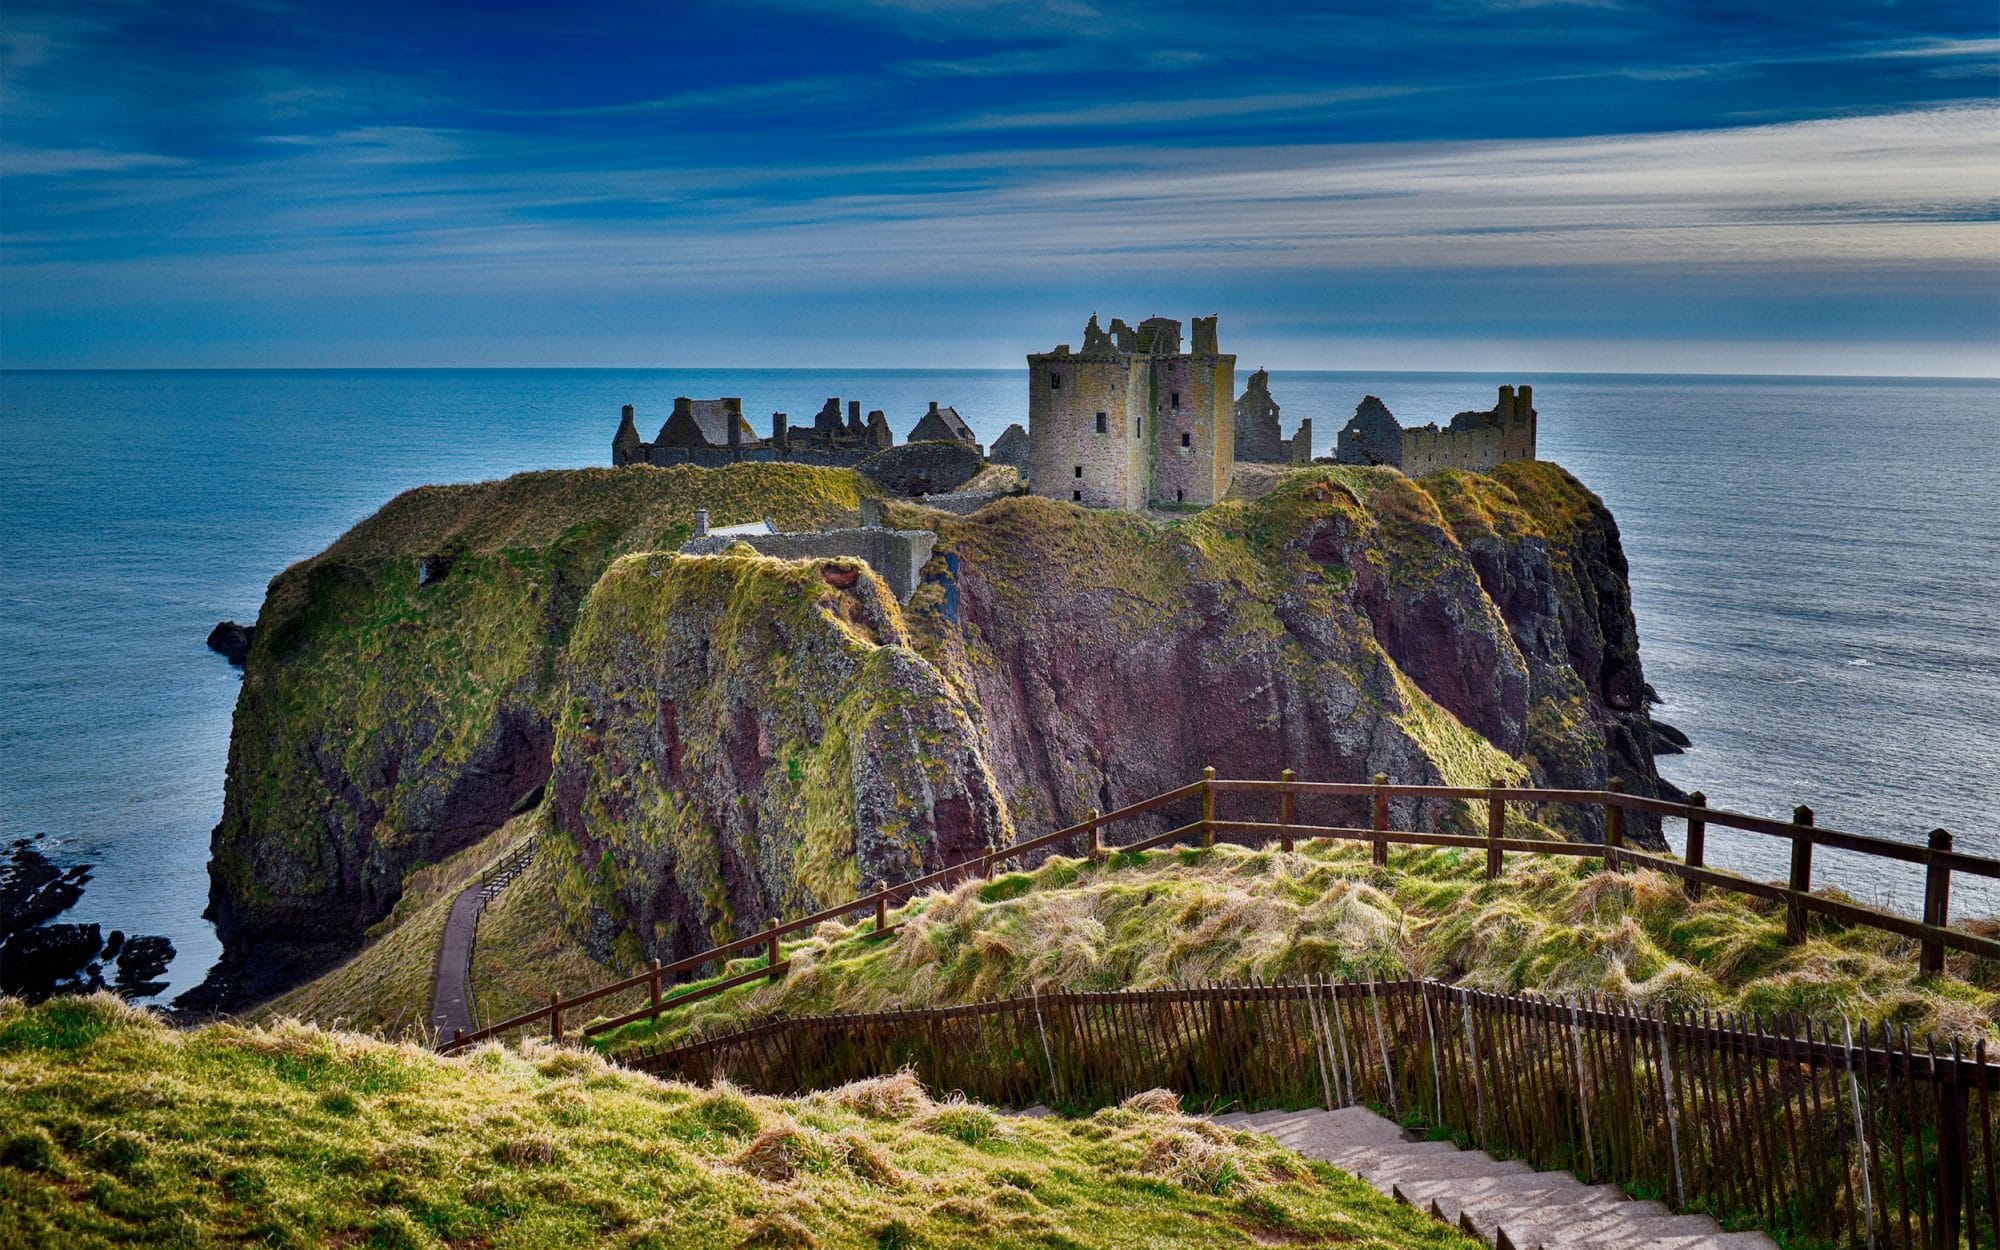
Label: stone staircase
xmin=1209 ymin=1107 xmax=1778 ymax=1250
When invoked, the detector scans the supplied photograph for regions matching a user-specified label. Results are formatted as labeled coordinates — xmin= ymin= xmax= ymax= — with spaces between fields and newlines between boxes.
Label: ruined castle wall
xmin=680 ymin=527 xmax=937 ymax=603
xmin=1148 ymin=355 xmax=1234 ymax=507
xmin=1029 ymin=354 xmax=1148 ymax=510
xmin=1401 ymin=425 xmax=1507 ymax=476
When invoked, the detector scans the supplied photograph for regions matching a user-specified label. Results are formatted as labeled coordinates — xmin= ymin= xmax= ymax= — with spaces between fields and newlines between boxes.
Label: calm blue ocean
xmin=3 ymin=369 xmax=1996 ymax=999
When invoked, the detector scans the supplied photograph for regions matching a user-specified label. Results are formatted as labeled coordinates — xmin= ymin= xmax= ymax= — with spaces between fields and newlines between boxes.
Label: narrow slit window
xmin=1072 ymin=489 xmax=1082 ymax=501
xmin=1135 ymin=416 xmax=1143 ymax=436
xmin=1171 ymin=391 xmax=1180 ymax=410
xmin=1176 ymin=488 xmax=1185 ymax=503
xmin=1181 ymin=432 xmax=1191 ymax=448
xmin=1051 ymin=374 xmax=1061 ymax=390
xmin=1073 ymin=465 xmax=1083 ymax=478
xmin=1095 ymin=411 xmax=1107 ymax=434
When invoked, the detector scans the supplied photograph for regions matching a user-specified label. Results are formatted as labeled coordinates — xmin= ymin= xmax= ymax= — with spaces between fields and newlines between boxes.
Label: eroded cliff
xmin=192 ymin=459 xmax=1664 ymax=1009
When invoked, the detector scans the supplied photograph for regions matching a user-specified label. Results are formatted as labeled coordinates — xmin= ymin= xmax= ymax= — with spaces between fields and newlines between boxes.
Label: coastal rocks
xmin=1651 ymin=719 xmax=1691 ymax=755
xmin=550 ymin=549 xmax=1008 ymax=969
xmin=0 ymin=840 xmax=177 ymax=1002
xmin=187 ymin=464 xmax=870 ymax=1012
xmin=206 ymin=620 xmax=257 ymax=665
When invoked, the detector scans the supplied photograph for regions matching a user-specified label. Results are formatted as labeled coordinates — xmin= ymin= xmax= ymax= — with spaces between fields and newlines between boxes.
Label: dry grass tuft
xmin=1136 ymin=1129 xmax=1253 ymax=1194
xmin=1119 ymin=1088 xmax=1181 ymax=1115
xmin=819 ymin=1068 xmax=932 ymax=1120
xmin=734 ymin=1125 xmax=813 ymax=1182
xmin=497 ymin=1133 xmax=558 ymax=1167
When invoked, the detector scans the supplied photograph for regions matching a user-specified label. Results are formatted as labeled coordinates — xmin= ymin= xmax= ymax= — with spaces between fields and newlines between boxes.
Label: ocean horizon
xmin=5 ymin=366 xmax=1997 ymax=1001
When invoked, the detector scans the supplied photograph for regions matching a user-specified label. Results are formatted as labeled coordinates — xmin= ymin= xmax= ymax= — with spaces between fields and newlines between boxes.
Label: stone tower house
xmin=1027 ymin=313 xmax=1236 ymax=510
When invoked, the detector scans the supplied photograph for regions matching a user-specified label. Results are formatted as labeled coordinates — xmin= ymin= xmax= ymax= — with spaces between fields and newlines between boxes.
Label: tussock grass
xmin=595 ymin=840 xmax=1996 ymax=1054
xmin=0 ymin=995 xmax=1477 ymax=1249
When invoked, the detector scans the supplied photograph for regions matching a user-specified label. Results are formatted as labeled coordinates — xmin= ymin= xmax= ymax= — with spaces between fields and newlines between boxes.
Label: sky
xmin=2 ymin=0 xmax=1997 ymax=374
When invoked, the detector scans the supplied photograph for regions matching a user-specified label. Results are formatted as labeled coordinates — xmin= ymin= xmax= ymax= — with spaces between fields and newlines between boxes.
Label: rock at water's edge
xmin=206 ymin=620 xmax=256 ymax=665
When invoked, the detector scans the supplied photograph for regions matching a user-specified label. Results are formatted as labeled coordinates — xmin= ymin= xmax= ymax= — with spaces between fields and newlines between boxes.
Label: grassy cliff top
xmin=0 ymin=995 xmax=1476 ymax=1250
xmin=594 ymin=839 xmax=1998 ymax=1055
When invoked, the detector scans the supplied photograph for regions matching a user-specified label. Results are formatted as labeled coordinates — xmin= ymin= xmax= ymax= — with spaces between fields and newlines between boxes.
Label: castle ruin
xmin=1233 ymin=368 xmax=1311 ymax=465
xmin=615 ymin=396 xmax=956 ymax=469
xmin=1028 ymin=314 xmax=1235 ymax=510
xmin=1333 ymin=385 xmax=1537 ymax=475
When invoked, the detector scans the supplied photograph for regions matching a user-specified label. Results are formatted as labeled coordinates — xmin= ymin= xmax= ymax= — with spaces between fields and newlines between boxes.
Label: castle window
xmin=1073 ymin=465 xmax=1082 ymax=478
xmin=1171 ymin=391 xmax=1181 ymax=410
xmin=1176 ymin=488 xmax=1184 ymax=503
xmin=1095 ymin=411 xmax=1107 ymax=434
xmin=1050 ymin=374 xmax=1061 ymax=390
xmin=1181 ymin=432 xmax=1191 ymax=448
xmin=1135 ymin=417 xmax=1143 ymax=436
xmin=1072 ymin=490 xmax=1082 ymax=501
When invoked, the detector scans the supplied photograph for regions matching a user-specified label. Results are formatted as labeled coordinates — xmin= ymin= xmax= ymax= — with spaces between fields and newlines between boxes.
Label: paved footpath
xmin=1210 ymin=1106 xmax=1779 ymax=1250
xmin=428 ymin=883 xmax=484 ymax=1040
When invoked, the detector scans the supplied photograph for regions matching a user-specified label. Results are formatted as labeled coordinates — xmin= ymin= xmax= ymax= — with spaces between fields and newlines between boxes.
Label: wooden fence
xmin=626 ymin=978 xmax=2000 ymax=1250
xmin=436 ymin=772 xmax=1998 ymax=1054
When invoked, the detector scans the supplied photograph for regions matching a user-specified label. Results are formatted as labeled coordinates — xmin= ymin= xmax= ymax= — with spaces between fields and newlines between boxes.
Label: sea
xmin=3 ymin=369 xmax=1996 ymax=1001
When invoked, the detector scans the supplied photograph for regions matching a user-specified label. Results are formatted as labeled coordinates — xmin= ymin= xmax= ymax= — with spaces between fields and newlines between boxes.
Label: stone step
xmin=1486 ymin=1200 xmax=1686 ymax=1250
xmin=1556 ymin=1234 xmax=1775 ymax=1250
xmin=1473 ymin=1211 xmax=1722 ymax=1248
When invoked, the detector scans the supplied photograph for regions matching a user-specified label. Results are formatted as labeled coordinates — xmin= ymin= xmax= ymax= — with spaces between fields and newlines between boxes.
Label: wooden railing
xmin=626 ymin=978 xmax=2000 ymax=1250
xmin=434 ymin=771 xmax=1997 ymax=1054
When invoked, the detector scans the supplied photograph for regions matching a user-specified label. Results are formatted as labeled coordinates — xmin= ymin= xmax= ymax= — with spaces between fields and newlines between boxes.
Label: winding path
xmin=428 ymin=884 xmax=484 ymax=1040
xmin=430 ymin=841 xmax=538 ymax=1043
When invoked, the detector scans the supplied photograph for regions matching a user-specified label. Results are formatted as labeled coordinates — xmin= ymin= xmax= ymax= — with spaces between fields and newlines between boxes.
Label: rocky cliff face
xmin=894 ymin=461 xmax=1660 ymax=844
xmin=193 ymin=458 xmax=1663 ymax=1009
xmin=183 ymin=465 xmax=868 ymax=1011
xmin=549 ymin=550 xmax=1009 ymax=969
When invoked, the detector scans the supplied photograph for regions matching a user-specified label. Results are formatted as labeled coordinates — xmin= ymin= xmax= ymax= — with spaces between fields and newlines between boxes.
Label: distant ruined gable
xmin=1232 ymin=368 xmax=1311 ymax=465
xmin=614 ymin=393 xmax=929 ymax=469
xmin=989 ymin=423 xmax=1030 ymax=477
xmin=1333 ymin=386 xmax=1538 ymax=475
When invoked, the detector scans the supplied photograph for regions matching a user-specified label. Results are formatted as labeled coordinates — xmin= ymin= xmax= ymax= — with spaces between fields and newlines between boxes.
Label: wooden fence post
xmin=1371 ymin=773 xmax=1389 ymax=867
xmin=1201 ymin=766 xmax=1216 ymax=847
xmin=875 ymin=881 xmax=889 ymax=934
xmin=1486 ymin=779 xmax=1505 ymax=880
xmin=650 ymin=959 xmax=662 ymax=1014
xmin=550 ymin=991 xmax=563 ymax=1043
xmin=766 ymin=918 xmax=781 ymax=981
xmin=986 ymin=839 xmax=999 ymax=880
xmin=1936 ymin=1038 xmax=1967 ymax=1250
xmin=1787 ymin=806 xmax=1814 ymax=943
xmin=1921 ymin=829 xmax=1953 ymax=974
xmin=1279 ymin=770 xmax=1295 ymax=854
xmin=452 ymin=1028 xmax=464 ymax=1051
xmin=1086 ymin=810 xmax=1101 ymax=861
xmin=1604 ymin=778 xmax=1624 ymax=873
xmin=1683 ymin=792 xmax=1707 ymax=901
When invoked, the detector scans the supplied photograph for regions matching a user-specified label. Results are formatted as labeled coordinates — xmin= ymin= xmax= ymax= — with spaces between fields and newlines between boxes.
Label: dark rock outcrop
xmin=1 ymin=840 xmax=87 ymax=936
xmin=1649 ymin=719 xmax=1690 ymax=755
xmin=206 ymin=620 xmax=257 ymax=665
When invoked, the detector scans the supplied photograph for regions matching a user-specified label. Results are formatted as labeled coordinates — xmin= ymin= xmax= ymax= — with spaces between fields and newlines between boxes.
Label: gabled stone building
xmin=1027 ymin=313 xmax=1236 ymax=510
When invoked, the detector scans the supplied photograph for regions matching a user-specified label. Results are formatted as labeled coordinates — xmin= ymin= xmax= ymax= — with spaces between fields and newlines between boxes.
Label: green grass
xmin=591 ymin=840 xmax=1998 ymax=1056
xmin=0 ymin=995 xmax=1482 ymax=1249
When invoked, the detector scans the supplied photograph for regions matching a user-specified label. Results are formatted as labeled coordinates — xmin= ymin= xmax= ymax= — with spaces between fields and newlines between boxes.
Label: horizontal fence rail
xmin=437 ymin=772 xmax=1998 ymax=1054
xmin=628 ymin=978 xmax=2000 ymax=1250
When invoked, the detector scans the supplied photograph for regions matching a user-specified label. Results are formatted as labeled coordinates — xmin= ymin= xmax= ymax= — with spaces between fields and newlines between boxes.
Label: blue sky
xmin=2 ymin=1 xmax=1996 ymax=373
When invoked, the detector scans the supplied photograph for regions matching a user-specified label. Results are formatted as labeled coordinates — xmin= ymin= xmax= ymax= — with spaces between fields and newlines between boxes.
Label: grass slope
xmin=0 ymin=995 xmax=1478 ymax=1250
xmin=593 ymin=840 xmax=1998 ymax=1056
xmin=253 ymin=813 xmax=543 ymax=1039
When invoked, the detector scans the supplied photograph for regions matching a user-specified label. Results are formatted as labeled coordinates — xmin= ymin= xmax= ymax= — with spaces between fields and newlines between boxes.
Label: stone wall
xmin=1149 ymin=354 xmax=1235 ymax=507
xmin=680 ymin=527 xmax=938 ymax=603
xmin=1029 ymin=352 xmax=1149 ymax=510
xmin=1332 ymin=386 xmax=1536 ymax=475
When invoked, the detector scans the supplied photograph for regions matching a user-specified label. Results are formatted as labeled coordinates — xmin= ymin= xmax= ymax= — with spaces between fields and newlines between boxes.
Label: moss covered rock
xmin=190 ymin=465 xmax=869 ymax=1010
xmin=550 ymin=549 xmax=1010 ymax=971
